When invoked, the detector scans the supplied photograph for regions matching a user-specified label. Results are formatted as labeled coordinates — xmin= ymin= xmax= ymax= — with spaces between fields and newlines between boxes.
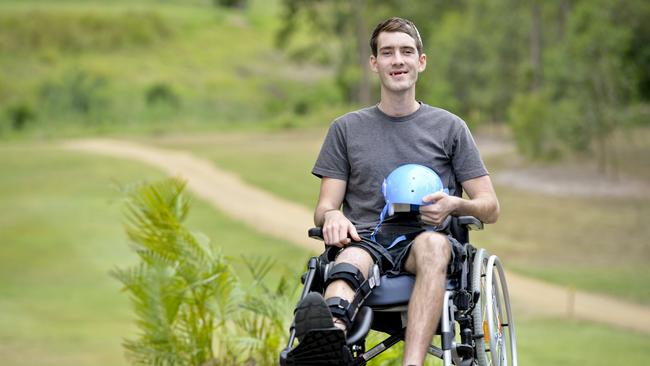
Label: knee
xmin=412 ymin=232 xmax=451 ymax=269
xmin=333 ymin=247 xmax=374 ymax=279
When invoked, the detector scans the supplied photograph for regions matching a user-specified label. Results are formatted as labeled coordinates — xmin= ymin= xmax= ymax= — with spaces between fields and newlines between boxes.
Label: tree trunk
xmin=351 ymin=0 xmax=371 ymax=105
xmin=530 ymin=1 xmax=543 ymax=91
xmin=558 ymin=0 xmax=570 ymax=39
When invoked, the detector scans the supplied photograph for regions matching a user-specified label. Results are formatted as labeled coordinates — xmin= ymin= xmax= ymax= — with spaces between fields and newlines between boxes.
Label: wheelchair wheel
xmin=471 ymin=249 xmax=517 ymax=366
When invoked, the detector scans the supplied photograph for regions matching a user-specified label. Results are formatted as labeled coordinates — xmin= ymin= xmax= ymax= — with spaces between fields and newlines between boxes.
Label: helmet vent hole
xmin=411 ymin=189 xmax=415 ymax=193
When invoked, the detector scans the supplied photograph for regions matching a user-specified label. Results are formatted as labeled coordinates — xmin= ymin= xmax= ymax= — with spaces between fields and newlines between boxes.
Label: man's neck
xmin=377 ymin=89 xmax=420 ymax=117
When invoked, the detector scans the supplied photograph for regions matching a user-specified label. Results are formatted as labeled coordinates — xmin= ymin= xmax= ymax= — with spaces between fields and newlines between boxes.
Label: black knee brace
xmin=324 ymin=263 xmax=380 ymax=329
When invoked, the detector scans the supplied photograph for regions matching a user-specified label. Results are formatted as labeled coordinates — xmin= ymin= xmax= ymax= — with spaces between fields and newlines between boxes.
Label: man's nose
xmin=392 ymin=51 xmax=404 ymax=65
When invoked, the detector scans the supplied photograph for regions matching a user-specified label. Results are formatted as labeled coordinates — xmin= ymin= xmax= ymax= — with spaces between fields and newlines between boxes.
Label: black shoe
xmin=294 ymin=292 xmax=335 ymax=341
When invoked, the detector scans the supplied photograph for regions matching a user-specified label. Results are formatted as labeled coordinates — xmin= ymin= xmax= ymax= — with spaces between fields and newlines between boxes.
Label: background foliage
xmin=0 ymin=0 xmax=648 ymax=365
xmin=1 ymin=0 xmax=648 ymax=173
xmin=277 ymin=0 xmax=649 ymax=172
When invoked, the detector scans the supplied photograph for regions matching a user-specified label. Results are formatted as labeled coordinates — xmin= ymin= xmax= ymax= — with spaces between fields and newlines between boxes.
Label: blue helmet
xmin=382 ymin=164 xmax=447 ymax=215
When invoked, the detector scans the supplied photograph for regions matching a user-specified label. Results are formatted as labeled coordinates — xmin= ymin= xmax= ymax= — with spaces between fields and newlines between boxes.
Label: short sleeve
xmin=312 ymin=120 xmax=350 ymax=180
xmin=451 ymin=119 xmax=488 ymax=183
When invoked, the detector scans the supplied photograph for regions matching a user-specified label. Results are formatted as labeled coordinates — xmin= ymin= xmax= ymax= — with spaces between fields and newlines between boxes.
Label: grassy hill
xmin=0 ymin=0 xmax=343 ymax=137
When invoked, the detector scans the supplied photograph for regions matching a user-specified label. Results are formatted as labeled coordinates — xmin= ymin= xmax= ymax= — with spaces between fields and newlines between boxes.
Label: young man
xmin=301 ymin=17 xmax=499 ymax=366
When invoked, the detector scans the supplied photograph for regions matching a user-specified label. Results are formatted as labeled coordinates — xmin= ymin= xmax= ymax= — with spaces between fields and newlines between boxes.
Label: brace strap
xmin=326 ymin=297 xmax=355 ymax=329
xmin=324 ymin=263 xmax=365 ymax=290
xmin=324 ymin=264 xmax=379 ymax=329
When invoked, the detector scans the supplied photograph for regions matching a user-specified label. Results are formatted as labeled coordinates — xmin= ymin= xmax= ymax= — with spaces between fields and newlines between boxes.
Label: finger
xmin=419 ymin=204 xmax=434 ymax=213
xmin=423 ymin=191 xmax=445 ymax=203
xmin=421 ymin=193 xmax=435 ymax=203
xmin=432 ymin=215 xmax=443 ymax=225
xmin=421 ymin=216 xmax=434 ymax=226
xmin=349 ymin=224 xmax=361 ymax=241
xmin=338 ymin=225 xmax=348 ymax=244
xmin=324 ymin=225 xmax=335 ymax=245
xmin=420 ymin=213 xmax=439 ymax=226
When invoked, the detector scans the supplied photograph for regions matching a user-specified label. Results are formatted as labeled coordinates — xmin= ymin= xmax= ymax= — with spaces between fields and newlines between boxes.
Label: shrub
xmin=145 ymin=82 xmax=181 ymax=108
xmin=5 ymin=101 xmax=37 ymax=131
xmin=39 ymin=69 xmax=111 ymax=122
xmin=508 ymin=91 xmax=562 ymax=160
xmin=112 ymin=178 xmax=238 ymax=365
xmin=213 ymin=0 xmax=247 ymax=9
xmin=112 ymin=178 xmax=298 ymax=365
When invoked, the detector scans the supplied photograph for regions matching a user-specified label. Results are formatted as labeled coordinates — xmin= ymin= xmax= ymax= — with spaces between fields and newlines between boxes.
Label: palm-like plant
xmin=234 ymin=257 xmax=300 ymax=365
xmin=112 ymin=178 xmax=309 ymax=365
xmin=111 ymin=178 xmax=241 ymax=365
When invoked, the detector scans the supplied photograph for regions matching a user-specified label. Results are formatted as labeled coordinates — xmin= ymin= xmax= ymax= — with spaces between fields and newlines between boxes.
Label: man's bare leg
xmin=323 ymin=246 xmax=374 ymax=331
xmin=402 ymin=232 xmax=451 ymax=366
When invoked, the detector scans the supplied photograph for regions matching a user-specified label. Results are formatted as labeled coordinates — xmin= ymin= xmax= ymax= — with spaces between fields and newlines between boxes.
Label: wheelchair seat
xmin=365 ymin=274 xmax=463 ymax=308
xmin=365 ymin=274 xmax=414 ymax=307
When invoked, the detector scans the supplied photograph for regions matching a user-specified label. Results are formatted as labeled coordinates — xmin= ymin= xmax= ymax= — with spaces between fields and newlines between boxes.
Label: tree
xmin=422 ymin=0 xmax=528 ymax=123
xmin=277 ymin=0 xmax=369 ymax=104
xmin=553 ymin=0 xmax=638 ymax=173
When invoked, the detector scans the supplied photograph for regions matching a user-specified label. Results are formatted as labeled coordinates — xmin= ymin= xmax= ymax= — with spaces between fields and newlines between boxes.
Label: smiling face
xmin=370 ymin=31 xmax=426 ymax=95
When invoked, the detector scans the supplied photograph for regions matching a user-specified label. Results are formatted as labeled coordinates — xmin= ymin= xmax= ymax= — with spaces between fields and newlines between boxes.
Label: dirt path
xmin=473 ymin=135 xmax=650 ymax=199
xmin=64 ymin=138 xmax=650 ymax=334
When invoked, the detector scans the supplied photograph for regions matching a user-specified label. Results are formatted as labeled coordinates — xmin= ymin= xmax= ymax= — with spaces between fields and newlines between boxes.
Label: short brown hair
xmin=369 ymin=17 xmax=423 ymax=57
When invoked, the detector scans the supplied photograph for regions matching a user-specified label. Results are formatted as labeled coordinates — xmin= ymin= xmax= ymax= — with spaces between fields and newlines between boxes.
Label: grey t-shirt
xmin=312 ymin=103 xmax=488 ymax=231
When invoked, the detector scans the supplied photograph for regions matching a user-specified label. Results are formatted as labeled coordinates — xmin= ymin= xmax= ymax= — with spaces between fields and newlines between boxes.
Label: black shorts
xmin=323 ymin=220 xmax=463 ymax=276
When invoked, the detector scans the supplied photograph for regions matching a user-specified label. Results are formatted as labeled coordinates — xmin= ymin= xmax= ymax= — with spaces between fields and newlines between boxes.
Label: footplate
xmin=283 ymin=327 xmax=352 ymax=365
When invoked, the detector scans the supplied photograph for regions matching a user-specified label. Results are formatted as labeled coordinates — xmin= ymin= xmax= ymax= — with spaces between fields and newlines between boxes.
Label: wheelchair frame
xmin=280 ymin=216 xmax=517 ymax=366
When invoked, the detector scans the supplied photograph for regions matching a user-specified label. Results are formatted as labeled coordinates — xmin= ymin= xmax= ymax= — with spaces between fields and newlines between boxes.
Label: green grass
xmin=1 ymin=139 xmax=648 ymax=365
xmin=0 ymin=142 xmax=307 ymax=366
xmin=0 ymin=0 xmax=341 ymax=138
xmin=143 ymin=128 xmax=650 ymax=305
xmin=515 ymin=317 xmax=650 ymax=365
xmin=369 ymin=316 xmax=650 ymax=365
xmin=473 ymin=182 xmax=650 ymax=304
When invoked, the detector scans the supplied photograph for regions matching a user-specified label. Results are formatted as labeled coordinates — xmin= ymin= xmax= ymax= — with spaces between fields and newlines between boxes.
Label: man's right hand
xmin=322 ymin=210 xmax=361 ymax=247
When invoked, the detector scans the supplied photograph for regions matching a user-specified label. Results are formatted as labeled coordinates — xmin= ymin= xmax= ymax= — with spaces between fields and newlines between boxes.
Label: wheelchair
xmin=279 ymin=216 xmax=517 ymax=366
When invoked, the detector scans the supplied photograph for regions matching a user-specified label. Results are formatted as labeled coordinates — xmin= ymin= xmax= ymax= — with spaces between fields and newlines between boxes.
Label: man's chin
xmin=384 ymin=83 xmax=413 ymax=93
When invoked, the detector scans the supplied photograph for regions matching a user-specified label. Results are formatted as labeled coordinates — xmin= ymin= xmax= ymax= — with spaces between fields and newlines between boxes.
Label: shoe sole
xmin=285 ymin=328 xmax=351 ymax=365
xmin=294 ymin=292 xmax=335 ymax=341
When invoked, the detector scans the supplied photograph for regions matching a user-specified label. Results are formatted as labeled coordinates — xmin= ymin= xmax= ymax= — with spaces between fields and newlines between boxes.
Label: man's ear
xmin=369 ymin=55 xmax=378 ymax=73
xmin=418 ymin=53 xmax=427 ymax=72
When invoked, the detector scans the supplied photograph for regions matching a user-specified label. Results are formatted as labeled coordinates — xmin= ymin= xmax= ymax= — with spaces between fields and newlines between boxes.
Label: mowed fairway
xmin=122 ymin=130 xmax=648 ymax=364
xmin=1 ymin=137 xmax=649 ymax=365
xmin=0 ymin=142 xmax=307 ymax=366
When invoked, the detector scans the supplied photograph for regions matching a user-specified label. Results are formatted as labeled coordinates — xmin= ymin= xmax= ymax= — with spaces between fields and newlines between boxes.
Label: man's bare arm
xmin=454 ymin=175 xmax=500 ymax=224
xmin=314 ymin=177 xmax=346 ymax=226
xmin=314 ymin=177 xmax=361 ymax=246
xmin=420 ymin=175 xmax=500 ymax=225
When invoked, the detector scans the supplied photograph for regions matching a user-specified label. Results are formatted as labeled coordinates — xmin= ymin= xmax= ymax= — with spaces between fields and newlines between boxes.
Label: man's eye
xmin=404 ymin=49 xmax=413 ymax=54
xmin=382 ymin=51 xmax=392 ymax=56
